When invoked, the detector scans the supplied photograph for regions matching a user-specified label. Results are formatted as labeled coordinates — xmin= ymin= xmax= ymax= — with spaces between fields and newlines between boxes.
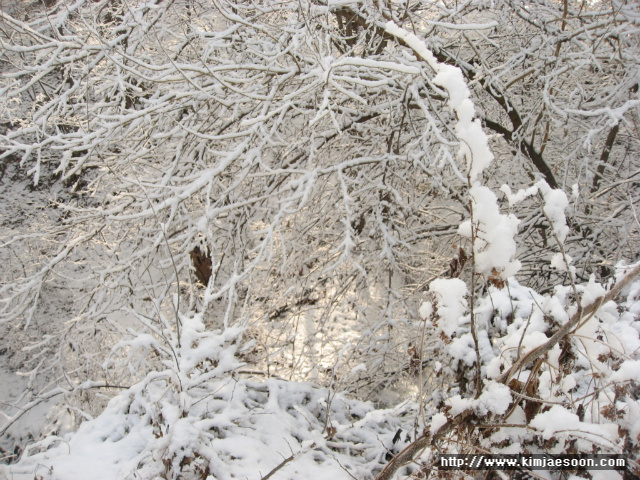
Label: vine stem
xmin=468 ymin=196 xmax=483 ymax=398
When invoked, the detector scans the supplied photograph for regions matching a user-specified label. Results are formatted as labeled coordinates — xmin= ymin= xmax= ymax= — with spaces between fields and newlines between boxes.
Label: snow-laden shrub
xmin=5 ymin=313 xmax=416 ymax=480
xmin=409 ymin=269 xmax=640 ymax=477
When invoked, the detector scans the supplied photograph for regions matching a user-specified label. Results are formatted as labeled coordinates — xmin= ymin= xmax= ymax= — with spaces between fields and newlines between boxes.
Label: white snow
xmin=536 ymin=181 xmax=570 ymax=244
xmin=551 ymin=252 xmax=572 ymax=271
xmin=429 ymin=278 xmax=468 ymax=337
xmin=475 ymin=382 xmax=512 ymax=416
xmin=609 ymin=360 xmax=640 ymax=383
xmin=430 ymin=413 xmax=448 ymax=434
xmin=530 ymin=405 xmax=618 ymax=445
xmin=419 ymin=301 xmax=433 ymax=320
xmin=458 ymin=185 xmax=521 ymax=279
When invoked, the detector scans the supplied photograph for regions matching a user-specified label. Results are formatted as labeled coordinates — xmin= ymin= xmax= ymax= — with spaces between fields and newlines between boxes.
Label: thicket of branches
xmin=1 ymin=0 xmax=640 ymax=478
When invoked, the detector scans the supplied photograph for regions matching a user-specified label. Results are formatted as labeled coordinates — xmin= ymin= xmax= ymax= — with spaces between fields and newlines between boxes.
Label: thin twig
xmin=259 ymin=443 xmax=316 ymax=480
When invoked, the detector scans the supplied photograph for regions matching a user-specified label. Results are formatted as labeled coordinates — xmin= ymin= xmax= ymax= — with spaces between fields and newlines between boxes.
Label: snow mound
xmin=6 ymin=373 xmax=414 ymax=480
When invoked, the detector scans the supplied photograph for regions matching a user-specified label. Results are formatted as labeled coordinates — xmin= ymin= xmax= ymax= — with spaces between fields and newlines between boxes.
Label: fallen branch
xmin=375 ymin=433 xmax=431 ymax=480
